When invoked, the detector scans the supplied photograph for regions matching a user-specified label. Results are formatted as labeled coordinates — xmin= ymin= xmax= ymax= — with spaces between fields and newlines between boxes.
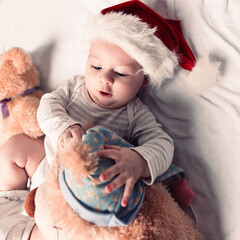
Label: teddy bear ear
xmin=24 ymin=187 xmax=38 ymax=218
xmin=4 ymin=47 xmax=33 ymax=74
xmin=59 ymin=138 xmax=99 ymax=179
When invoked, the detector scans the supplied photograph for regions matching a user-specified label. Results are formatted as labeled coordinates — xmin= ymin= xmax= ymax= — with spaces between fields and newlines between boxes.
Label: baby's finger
xmin=71 ymin=128 xmax=82 ymax=142
xmin=63 ymin=130 xmax=72 ymax=141
xmin=121 ymin=180 xmax=135 ymax=207
xmin=100 ymin=163 xmax=121 ymax=182
xmin=97 ymin=149 xmax=120 ymax=162
xmin=57 ymin=140 xmax=64 ymax=150
xmin=104 ymin=172 xmax=129 ymax=194
xmin=104 ymin=144 xmax=121 ymax=150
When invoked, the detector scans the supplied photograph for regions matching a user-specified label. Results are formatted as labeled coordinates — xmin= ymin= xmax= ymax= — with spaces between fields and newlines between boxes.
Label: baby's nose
xmin=100 ymin=71 xmax=114 ymax=85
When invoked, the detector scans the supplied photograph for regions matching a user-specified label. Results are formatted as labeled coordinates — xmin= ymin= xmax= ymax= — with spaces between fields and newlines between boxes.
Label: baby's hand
xmin=97 ymin=145 xmax=150 ymax=207
xmin=57 ymin=124 xmax=84 ymax=149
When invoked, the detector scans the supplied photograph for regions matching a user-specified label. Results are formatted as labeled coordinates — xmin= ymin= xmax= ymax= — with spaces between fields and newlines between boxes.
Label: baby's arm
xmin=129 ymin=101 xmax=174 ymax=185
xmin=99 ymin=99 xmax=174 ymax=206
xmin=37 ymin=77 xmax=83 ymax=148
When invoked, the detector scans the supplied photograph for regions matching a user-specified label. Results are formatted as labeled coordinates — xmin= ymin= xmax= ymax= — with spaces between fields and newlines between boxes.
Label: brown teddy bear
xmin=0 ymin=47 xmax=44 ymax=146
xmin=25 ymin=126 xmax=202 ymax=240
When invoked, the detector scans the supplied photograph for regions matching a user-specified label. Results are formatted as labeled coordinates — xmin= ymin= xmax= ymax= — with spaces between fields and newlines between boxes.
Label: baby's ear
xmin=142 ymin=75 xmax=150 ymax=87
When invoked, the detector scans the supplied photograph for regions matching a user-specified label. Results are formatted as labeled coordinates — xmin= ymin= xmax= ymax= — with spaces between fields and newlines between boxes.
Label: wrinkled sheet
xmin=141 ymin=1 xmax=240 ymax=239
xmin=0 ymin=0 xmax=240 ymax=240
xmin=0 ymin=190 xmax=35 ymax=240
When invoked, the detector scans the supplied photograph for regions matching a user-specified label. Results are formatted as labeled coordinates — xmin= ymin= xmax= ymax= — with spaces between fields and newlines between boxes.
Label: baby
xmin=37 ymin=39 xmax=174 ymax=207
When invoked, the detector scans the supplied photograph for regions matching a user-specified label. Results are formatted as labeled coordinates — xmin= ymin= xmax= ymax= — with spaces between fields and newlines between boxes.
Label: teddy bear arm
xmin=125 ymin=183 xmax=202 ymax=240
xmin=17 ymin=97 xmax=44 ymax=138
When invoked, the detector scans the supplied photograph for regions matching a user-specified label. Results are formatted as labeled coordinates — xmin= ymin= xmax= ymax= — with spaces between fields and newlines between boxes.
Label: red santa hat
xmin=85 ymin=0 xmax=196 ymax=86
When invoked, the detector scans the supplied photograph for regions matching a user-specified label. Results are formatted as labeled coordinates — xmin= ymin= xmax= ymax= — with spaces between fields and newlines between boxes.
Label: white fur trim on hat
xmin=85 ymin=12 xmax=178 ymax=87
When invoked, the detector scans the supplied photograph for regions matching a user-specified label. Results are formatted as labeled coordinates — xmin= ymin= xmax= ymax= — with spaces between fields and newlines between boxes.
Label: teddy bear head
xmin=0 ymin=47 xmax=40 ymax=101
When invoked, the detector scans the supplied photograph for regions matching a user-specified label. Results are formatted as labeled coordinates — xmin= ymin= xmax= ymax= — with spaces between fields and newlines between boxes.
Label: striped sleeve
xmin=37 ymin=76 xmax=83 ymax=147
xmin=128 ymin=98 xmax=174 ymax=185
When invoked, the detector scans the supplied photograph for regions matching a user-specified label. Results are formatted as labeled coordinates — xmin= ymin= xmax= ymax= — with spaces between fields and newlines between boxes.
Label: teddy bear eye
xmin=53 ymin=225 xmax=62 ymax=230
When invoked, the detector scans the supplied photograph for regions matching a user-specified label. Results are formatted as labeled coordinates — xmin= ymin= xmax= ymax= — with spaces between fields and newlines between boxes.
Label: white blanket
xmin=0 ymin=0 xmax=240 ymax=239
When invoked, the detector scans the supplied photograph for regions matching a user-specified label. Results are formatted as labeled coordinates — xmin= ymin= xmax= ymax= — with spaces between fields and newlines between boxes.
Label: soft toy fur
xmin=0 ymin=47 xmax=43 ymax=146
xmin=25 ymin=132 xmax=202 ymax=240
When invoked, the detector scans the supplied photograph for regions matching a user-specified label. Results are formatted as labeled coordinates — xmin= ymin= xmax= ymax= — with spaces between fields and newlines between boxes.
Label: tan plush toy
xmin=25 ymin=126 xmax=202 ymax=240
xmin=0 ymin=47 xmax=44 ymax=146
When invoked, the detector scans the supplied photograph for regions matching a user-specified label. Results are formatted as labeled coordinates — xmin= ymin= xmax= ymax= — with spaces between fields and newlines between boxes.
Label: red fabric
xmin=171 ymin=179 xmax=195 ymax=207
xmin=101 ymin=0 xmax=196 ymax=71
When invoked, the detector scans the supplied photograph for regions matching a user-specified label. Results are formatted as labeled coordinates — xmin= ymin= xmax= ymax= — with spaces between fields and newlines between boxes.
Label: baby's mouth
xmin=99 ymin=91 xmax=112 ymax=98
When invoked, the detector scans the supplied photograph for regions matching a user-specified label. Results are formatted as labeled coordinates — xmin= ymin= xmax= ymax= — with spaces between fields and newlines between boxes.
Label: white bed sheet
xmin=0 ymin=0 xmax=240 ymax=239
xmin=141 ymin=1 xmax=240 ymax=239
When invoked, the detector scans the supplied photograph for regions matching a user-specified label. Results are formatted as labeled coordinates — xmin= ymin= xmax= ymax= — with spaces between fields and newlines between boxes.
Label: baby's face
xmin=84 ymin=40 xmax=146 ymax=109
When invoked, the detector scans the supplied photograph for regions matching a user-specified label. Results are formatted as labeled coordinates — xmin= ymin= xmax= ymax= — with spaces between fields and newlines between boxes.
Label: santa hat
xmin=85 ymin=0 xmax=196 ymax=87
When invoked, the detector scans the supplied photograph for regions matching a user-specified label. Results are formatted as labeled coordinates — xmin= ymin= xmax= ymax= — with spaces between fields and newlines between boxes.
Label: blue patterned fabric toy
xmin=59 ymin=126 xmax=184 ymax=227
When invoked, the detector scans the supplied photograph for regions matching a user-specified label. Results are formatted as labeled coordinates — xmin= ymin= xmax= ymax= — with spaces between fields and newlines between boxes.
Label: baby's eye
xmin=115 ymin=71 xmax=128 ymax=77
xmin=91 ymin=65 xmax=102 ymax=71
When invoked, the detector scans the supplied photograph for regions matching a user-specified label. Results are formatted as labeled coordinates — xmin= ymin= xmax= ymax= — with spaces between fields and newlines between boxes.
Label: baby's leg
xmin=0 ymin=134 xmax=45 ymax=191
